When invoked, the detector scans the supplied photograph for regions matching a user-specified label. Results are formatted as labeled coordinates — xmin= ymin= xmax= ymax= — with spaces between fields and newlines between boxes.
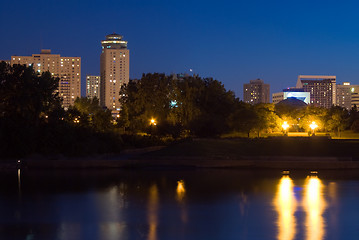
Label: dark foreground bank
xmin=1 ymin=137 xmax=358 ymax=170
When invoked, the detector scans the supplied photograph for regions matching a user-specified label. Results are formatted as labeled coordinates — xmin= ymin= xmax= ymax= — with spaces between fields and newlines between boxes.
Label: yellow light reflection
xmin=176 ymin=180 xmax=186 ymax=202
xmin=304 ymin=176 xmax=326 ymax=240
xmin=17 ymin=169 xmax=21 ymax=194
xmin=274 ymin=176 xmax=297 ymax=240
xmin=147 ymin=184 xmax=159 ymax=240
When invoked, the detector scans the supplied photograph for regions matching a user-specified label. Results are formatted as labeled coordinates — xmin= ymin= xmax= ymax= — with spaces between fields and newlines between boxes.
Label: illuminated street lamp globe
xmin=282 ymin=121 xmax=289 ymax=131
xmin=150 ymin=118 xmax=157 ymax=126
xmin=309 ymin=121 xmax=318 ymax=136
xmin=310 ymin=121 xmax=318 ymax=131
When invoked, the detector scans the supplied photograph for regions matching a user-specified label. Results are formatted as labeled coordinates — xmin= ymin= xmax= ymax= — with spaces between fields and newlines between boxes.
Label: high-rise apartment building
xmin=243 ymin=79 xmax=270 ymax=104
xmin=11 ymin=49 xmax=81 ymax=109
xmin=86 ymin=75 xmax=100 ymax=99
xmin=100 ymin=33 xmax=129 ymax=116
xmin=296 ymin=75 xmax=336 ymax=108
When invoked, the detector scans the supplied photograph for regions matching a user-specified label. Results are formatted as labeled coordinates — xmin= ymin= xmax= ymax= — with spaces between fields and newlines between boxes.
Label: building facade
xmin=336 ymin=83 xmax=359 ymax=109
xmin=351 ymin=86 xmax=359 ymax=108
xmin=296 ymin=75 xmax=336 ymax=108
xmin=243 ymin=79 xmax=270 ymax=104
xmin=86 ymin=75 xmax=100 ymax=99
xmin=100 ymin=33 xmax=129 ymax=116
xmin=272 ymin=89 xmax=310 ymax=104
xmin=11 ymin=49 xmax=81 ymax=109
xmin=336 ymin=82 xmax=353 ymax=109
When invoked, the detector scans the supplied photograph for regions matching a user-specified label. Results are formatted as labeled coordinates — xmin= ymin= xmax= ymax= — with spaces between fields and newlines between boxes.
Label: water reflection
xmin=274 ymin=174 xmax=327 ymax=240
xmin=176 ymin=180 xmax=185 ymax=202
xmin=304 ymin=176 xmax=326 ymax=240
xmin=148 ymin=184 xmax=159 ymax=240
xmin=17 ymin=169 xmax=21 ymax=194
xmin=274 ymin=176 xmax=297 ymax=240
xmin=176 ymin=180 xmax=188 ymax=224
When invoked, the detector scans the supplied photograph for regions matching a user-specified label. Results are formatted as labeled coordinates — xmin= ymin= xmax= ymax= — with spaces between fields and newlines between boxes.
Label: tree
xmin=253 ymin=103 xmax=281 ymax=137
xmin=227 ymin=102 xmax=259 ymax=137
xmin=67 ymin=97 xmax=113 ymax=132
xmin=0 ymin=62 xmax=61 ymax=126
xmin=0 ymin=62 xmax=62 ymax=157
xmin=119 ymin=73 xmax=172 ymax=133
xmin=325 ymin=106 xmax=349 ymax=136
xmin=297 ymin=105 xmax=327 ymax=132
xmin=119 ymin=73 xmax=239 ymax=137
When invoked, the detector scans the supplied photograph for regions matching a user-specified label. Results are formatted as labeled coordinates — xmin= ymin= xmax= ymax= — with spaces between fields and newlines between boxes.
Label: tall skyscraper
xmin=296 ymin=75 xmax=336 ymax=108
xmin=100 ymin=33 xmax=129 ymax=116
xmin=243 ymin=79 xmax=270 ymax=104
xmin=86 ymin=75 xmax=100 ymax=99
xmin=11 ymin=49 xmax=81 ymax=109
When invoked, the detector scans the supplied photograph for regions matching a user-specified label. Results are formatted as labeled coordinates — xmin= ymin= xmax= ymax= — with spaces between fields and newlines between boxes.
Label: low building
xmin=272 ymin=88 xmax=310 ymax=104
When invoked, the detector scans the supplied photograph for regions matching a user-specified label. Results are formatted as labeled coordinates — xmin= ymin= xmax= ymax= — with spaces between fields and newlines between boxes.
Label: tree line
xmin=2 ymin=63 xmax=359 ymax=158
xmin=118 ymin=73 xmax=359 ymax=138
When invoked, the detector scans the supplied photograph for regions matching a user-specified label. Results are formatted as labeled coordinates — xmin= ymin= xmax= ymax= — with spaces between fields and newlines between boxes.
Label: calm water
xmin=1 ymin=169 xmax=359 ymax=240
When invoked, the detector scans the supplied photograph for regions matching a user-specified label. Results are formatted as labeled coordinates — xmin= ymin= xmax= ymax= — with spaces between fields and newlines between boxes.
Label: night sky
xmin=1 ymin=0 xmax=359 ymax=99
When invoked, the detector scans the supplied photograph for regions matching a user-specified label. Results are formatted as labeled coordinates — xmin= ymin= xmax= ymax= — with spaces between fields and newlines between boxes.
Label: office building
xmin=335 ymin=83 xmax=359 ymax=109
xmin=351 ymin=86 xmax=359 ymax=108
xmin=336 ymin=82 xmax=354 ymax=109
xmin=296 ymin=75 xmax=336 ymax=108
xmin=86 ymin=75 xmax=100 ymax=99
xmin=243 ymin=79 xmax=270 ymax=104
xmin=11 ymin=49 xmax=81 ymax=109
xmin=100 ymin=33 xmax=129 ymax=117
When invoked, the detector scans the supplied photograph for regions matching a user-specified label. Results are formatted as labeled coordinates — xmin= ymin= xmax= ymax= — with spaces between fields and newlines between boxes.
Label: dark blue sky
xmin=2 ymin=0 xmax=359 ymax=99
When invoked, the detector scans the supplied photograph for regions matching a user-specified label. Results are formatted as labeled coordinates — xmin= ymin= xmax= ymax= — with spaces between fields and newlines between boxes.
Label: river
xmin=0 ymin=169 xmax=358 ymax=240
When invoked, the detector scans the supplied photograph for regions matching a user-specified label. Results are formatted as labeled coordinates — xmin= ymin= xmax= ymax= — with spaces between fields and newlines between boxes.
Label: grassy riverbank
xmin=141 ymin=137 xmax=359 ymax=160
xmin=5 ymin=137 xmax=359 ymax=170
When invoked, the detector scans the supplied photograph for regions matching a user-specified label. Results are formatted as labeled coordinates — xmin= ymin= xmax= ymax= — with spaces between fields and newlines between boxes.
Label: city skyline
xmin=2 ymin=0 xmax=359 ymax=99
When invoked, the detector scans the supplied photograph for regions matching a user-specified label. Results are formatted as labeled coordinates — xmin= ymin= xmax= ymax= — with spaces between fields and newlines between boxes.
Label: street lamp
xmin=309 ymin=121 xmax=318 ymax=136
xmin=150 ymin=118 xmax=157 ymax=126
xmin=282 ymin=121 xmax=289 ymax=136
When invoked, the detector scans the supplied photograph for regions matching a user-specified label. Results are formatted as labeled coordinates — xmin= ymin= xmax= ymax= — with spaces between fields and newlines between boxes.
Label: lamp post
xmin=309 ymin=121 xmax=318 ymax=136
xmin=282 ymin=121 xmax=289 ymax=136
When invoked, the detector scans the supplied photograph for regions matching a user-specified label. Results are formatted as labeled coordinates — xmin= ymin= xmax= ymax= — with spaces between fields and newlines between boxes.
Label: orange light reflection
xmin=274 ymin=176 xmax=297 ymax=240
xmin=304 ymin=176 xmax=326 ymax=240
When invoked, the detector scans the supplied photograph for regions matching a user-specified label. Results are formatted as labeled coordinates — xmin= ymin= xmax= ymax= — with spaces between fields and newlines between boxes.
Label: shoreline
xmin=2 ymin=155 xmax=359 ymax=170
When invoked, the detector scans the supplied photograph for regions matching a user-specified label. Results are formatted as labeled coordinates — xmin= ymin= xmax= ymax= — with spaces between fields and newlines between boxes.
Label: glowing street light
xmin=150 ymin=118 xmax=157 ymax=126
xmin=309 ymin=121 xmax=318 ymax=136
xmin=282 ymin=121 xmax=289 ymax=135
